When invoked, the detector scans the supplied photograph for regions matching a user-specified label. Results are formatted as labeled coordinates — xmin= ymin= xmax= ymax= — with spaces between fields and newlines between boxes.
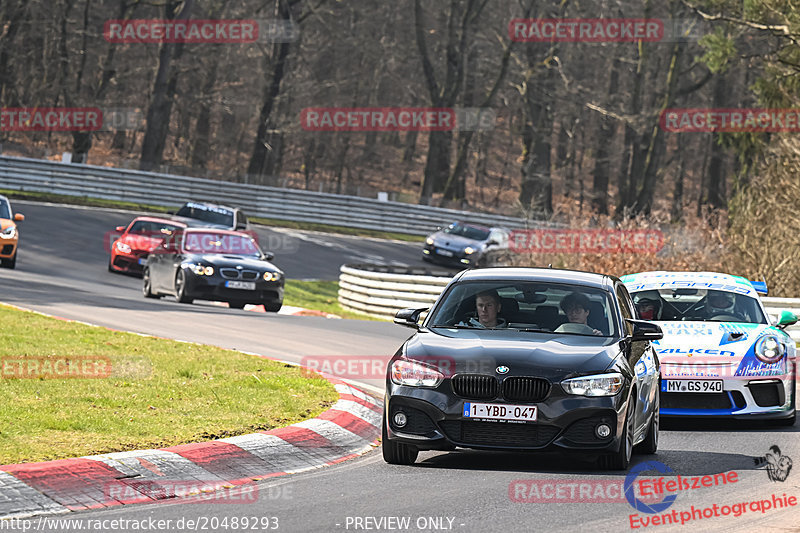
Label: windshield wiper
xmin=431 ymin=324 xmax=478 ymax=329
xmin=514 ymin=328 xmax=552 ymax=333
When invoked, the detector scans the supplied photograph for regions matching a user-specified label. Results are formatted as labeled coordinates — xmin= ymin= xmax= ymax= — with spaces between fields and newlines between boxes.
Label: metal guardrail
xmin=338 ymin=264 xmax=453 ymax=318
xmin=0 ymin=155 xmax=546 ymax=236
xmin=339 ymin=266 xmax=800 ymax=342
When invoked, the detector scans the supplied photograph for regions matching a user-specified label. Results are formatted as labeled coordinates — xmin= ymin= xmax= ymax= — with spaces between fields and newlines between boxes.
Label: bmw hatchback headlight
xmin=426 ymin=237 xmax=434 ymax=246
xmin=0 ymin=226 xmax=16 ymax=239
xmin=464 ymin=246 xmax=475 ymax=255
xmin=755 ymin=335 xmax=785 ymax=364
xmin=390 ymin=359 xmax=444 ymax=387
xmin=562 ymin=372 xmax=624 ymax=396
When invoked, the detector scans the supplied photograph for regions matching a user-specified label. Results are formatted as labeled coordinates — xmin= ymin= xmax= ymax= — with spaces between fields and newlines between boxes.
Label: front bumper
xmin=384 ymin=379 xmax=627 ymax=453
xmin=0 ymin=235 xmax=18 ymax=258
xmin=184 ymin=274 xmax=284 ymax=305
xmin=422 ymin=245 xmax=478 ymax=267
xmin=111 ymin=250 xmax=149 ymax=273
xmin=660 ymin=373 xmax=795 ymax=419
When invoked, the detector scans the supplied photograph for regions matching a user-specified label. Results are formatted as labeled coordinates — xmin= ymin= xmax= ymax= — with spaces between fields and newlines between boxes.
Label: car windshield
xmin=175 ymin=203 xmax=234 ymax=227
xmin=129 ymin=220 xmax=182 ymax=236
xmin=443 ymin=223 xmax=491 ymax=241
xmin=428 ymin=281 xmax=618 ymax=336
xmin=182 ymin=232 xmax=261 ymax=256
xmin=631 ymin=288 xmax=768 ymax=324
xmin=0 ymin=200 xmax=11 ymax=220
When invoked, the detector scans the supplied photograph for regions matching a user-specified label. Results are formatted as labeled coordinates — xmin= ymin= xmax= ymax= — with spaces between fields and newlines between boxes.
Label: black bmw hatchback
xmin=384 ymin=268 xmax=662 ymax=469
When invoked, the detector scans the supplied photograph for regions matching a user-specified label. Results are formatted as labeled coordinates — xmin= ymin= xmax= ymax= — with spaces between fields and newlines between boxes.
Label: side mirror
xmin=394 ymin=308 xmax=428 ymax=329
xmin=13 ymin=213 xmax=24 ymax=222
xmin=626 ymin=319 xmax=663 ymax=342
xmin=485 ymin=240 xmax=498 ymax=247
xmin=115 ymin=225 xmax=126 ymax=232
xmin=776 ymin=310 xmax=798 ymax=329
xmin=263 ymin=252 xmax=275 ymax=261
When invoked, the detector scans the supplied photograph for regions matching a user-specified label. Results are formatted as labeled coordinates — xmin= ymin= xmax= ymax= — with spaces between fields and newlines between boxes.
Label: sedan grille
xmin=241 ymin=270 xmax=259 ymax=281
xmin=451 ymin=374 xmax=498 ymax=400
xmin=220 ymin=268 xmax=240 ymax=279
xmin=439 ymin=420 xmax=559 ymax=448
xmin=502 ymin=377 xmax=550 ymax=402
xmin=662 ymin=392 xmax=732 ymax=410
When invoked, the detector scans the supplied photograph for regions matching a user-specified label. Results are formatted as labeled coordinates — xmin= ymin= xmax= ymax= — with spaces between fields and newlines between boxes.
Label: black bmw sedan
xmin=384 ymin=268 xmax=662 ymax=469
xmin=142 ymin=228 xmax=284 ymax=312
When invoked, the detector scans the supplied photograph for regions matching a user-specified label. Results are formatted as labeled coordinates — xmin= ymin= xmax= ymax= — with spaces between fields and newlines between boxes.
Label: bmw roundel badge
xmin=496 ymin=365 xmax=509 ymax=374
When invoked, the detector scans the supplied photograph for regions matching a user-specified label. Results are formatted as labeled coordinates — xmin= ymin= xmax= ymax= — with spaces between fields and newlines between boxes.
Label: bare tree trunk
xmin=140 ymin=0 xmax=194 ymax=171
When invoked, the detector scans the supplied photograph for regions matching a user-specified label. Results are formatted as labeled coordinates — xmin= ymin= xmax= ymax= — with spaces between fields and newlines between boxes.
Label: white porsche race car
xmin=621 ymin=271 xmax=797 ymax=425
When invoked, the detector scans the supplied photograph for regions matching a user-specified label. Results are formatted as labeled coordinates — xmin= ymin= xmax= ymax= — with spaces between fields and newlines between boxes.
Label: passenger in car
xmin=458 ymin=289 xmax=508 ymax=328
xmin=557 ymin=292 xmax=602 ymax=335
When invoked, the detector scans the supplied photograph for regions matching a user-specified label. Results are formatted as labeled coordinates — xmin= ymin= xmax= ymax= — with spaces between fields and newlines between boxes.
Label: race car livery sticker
xmin=734 ymin=336 xmax=788 ymax=377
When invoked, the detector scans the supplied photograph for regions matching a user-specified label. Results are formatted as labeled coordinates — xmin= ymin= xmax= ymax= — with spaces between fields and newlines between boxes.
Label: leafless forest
xmin=2 ymin=0 xmax=800 ymax=291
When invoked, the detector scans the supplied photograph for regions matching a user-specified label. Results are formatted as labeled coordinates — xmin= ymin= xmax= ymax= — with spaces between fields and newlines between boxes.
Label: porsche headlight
xmin=755 ymin=335 xmax=785 ymax=364
xmin=426 ymin=237 xmax=434 ymax=246
xmin=263 ymin=271 xmax=282 ymax=282
xmin=464 ymin=246 xmax=475 ymax=255
xmin=390 ymin=359 xmax=444 ymax=387
xmin=562 ymin=372 xmax=624 ymax=396
xmin=0 ymin=226 xmax=17 ymax=239
xmin=115 ymin=241 xmax=132 ymax=254
xmin=192 ymin=264 xmax=214 ymax=276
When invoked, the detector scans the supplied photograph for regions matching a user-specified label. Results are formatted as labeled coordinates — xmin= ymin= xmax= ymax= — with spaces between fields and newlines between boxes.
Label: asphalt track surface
xmin=1 ymin=202 xmax=798 ymax=533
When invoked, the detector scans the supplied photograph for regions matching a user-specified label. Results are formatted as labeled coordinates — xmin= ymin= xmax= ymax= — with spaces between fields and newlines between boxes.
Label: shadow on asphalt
xmin=409 ymin=446 xmax=777 ymax=478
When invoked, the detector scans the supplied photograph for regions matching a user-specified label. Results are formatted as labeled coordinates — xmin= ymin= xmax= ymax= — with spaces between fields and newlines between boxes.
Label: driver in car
xmin=556 ymin=292 xmax=602 ymax=335
xmin=704 ymin=290 xmax=739 ymax=319
xmin=458 ymin=289 xmax=507 ymax=328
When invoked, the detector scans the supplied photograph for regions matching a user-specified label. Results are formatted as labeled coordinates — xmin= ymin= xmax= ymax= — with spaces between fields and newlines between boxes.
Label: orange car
xmin=109 ymin=216 xmax=186 ymax=275
xmin=0 ymin=195 xmax=24 ymax=269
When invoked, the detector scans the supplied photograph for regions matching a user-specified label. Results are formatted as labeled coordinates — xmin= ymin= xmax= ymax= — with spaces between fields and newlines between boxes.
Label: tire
xmin=381 ymin=416 xmax=418 ymax=465
xmin=264 ymin=301 xmax=282 ymax=313
xmin=108 ymin=259 xmax=115 ymax=273
xmin=2 ymin=251 xmax=16 ymax=269
xmin=175 ymin=270 xmax=193 ymax=304
xmin=228 ymin=302 xmax=246 ymax=309
xmin=142 ymin=268 xmax=160 ymax=298
xmin=636 ymin=392 xmax=659 ymax=454
xmin=600 ymin=397 xmax=635 ymax=470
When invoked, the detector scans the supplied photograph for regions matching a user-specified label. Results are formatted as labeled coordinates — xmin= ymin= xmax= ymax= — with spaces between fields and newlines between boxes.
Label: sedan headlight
xmin=192 ymin=264 xmax=214 ymax=276
xmin=390 ymin=359 xmax=444 ymax=387
xmin=464 ymin=246 xmax=475 ymax=255
xmin=263 ymin=271 xmax=282 ymax=282
xmin=0 ymin=225 xmax=17 ymax=239
xmin=562 ymin=372 xmax=624 ymax=396
xmin=115 ymin=241 xmax=132 ymax=254
xmin=426 ymin=237 xmax=434 ymax=246
xmin=755 ymin=335 xmax=785 ymax=364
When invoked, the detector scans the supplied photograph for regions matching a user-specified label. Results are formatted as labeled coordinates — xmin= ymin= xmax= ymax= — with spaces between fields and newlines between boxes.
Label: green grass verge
xmin=0 ymin=188 xmax=423 ymax=242
xmin=0 ymin=304 xmax=338 ymax=464
xmin=283 ymin=280 xmax=383 ymax=321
